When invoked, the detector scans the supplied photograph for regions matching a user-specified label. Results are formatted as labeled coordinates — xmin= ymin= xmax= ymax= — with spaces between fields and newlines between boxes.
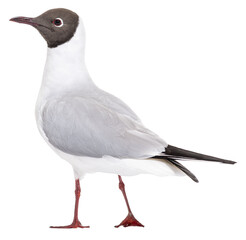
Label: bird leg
xmin=115 ymin=175 xmax=144 ymax=228
xmin=50 ymin=179 xmax=89 ymax=229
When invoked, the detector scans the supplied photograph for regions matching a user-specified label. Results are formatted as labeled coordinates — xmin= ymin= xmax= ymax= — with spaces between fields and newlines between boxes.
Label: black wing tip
xmin=222 ymin=160 xmax=237 ymax=165
xmin=165 ymin=158 xmax=199 ymax=183
xmin=165 ymin=145 xmax=236 ymax=164
xmin=193 ymin=177 xmax=199 ymax=183
xmin=188 ymin=174 xmax=199 ymax=183
xmin=188 ymin=173 xmax=199 ymax=183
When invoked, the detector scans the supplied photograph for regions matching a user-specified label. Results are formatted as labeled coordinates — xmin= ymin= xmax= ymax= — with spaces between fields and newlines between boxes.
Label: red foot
xmin=115 ymin=213 xmax=144 ymax=228
xmin=50 ymin=220 xmax=89 ymax=229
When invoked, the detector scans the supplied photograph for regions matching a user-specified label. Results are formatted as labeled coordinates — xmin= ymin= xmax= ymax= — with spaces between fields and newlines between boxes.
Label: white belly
xmin=52 ymin=146 xmax=184 ymax=179
xmin=35 ymin=97 xmax=183 ymax=179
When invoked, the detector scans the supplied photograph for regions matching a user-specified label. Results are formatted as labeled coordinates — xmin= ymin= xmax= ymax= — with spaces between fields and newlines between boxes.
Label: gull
xmin=10 ymin=8 xmax=236 ymax=228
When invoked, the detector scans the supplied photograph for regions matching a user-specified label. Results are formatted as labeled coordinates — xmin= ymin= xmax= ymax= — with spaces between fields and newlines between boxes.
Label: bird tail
xmin=163 ymin=145 xmax=236 ymax=164
xmin=151 ymin=145 xmax=236 ymax=183
xmin=151 ymin=156 xmax=199 ymax=182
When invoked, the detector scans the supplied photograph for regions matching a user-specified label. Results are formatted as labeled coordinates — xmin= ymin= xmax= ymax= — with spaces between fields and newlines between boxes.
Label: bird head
xmin=10 ymin=8 xmax=79 ymax=48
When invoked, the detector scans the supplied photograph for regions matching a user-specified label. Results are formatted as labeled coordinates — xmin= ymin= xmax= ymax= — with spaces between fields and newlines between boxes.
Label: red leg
xmin=50 ymin=179 xmax=89 ymax=229
xmin=115 ymin=175 xmax=144 ymax=228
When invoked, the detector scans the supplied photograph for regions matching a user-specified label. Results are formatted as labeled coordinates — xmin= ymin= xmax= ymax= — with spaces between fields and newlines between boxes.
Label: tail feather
xmin=164 ymin=145 xmax=236 ymax=164
xmin=166 ymin=157 xmax=199 ymax=183
xmin=151 ymin=155 xmax=199 ymax=182
xmin=150 ymin=145 xmax=236 ymax=182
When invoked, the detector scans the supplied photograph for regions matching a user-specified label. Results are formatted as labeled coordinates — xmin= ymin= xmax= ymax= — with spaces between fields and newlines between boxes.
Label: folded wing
xmin=41 ymin=96 xmax=167 ymax=159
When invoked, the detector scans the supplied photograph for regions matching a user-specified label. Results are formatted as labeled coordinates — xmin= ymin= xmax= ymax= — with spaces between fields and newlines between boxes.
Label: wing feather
xmin=42 ymin=96 xmax=167 ymax=158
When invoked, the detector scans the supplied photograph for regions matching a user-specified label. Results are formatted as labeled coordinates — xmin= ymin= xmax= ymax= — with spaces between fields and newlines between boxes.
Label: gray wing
xmin=91 ymin=89 xmax=141 ymax=122
xmin=42 ymin=96 xmax=167 ymax=158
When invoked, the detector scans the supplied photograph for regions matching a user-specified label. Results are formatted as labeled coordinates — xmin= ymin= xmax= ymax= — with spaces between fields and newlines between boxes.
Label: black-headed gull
xmin=10 ymin=8 xmax=236 ymax=228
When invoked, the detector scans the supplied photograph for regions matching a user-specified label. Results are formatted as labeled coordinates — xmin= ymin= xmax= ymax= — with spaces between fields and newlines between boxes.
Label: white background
xmin=0 ymin=0 xmax=245 ymax=239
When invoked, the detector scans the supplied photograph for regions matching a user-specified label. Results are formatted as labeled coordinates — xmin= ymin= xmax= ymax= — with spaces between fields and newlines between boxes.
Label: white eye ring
xmin=53 ymin=18 xmax=63 ymax=27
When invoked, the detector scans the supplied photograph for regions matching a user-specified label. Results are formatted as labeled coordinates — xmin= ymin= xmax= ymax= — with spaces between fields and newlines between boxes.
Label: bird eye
xmin=52 ymin=18 xmax=63 ymax=27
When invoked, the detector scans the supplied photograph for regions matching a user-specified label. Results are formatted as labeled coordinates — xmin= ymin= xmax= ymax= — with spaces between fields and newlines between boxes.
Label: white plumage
xmin=35 ymin=19 xmax=181 ymax=179
xmin=10 ymin=8 xmax=235 ymax=228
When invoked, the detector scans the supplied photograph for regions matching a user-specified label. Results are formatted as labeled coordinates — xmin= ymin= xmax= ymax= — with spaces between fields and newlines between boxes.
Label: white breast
xmin=34 ymin=19 xmax=181 ymax=179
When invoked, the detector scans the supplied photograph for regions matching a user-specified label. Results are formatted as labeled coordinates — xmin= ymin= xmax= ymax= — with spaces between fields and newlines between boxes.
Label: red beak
xmin=9 ymin=17 xmax=36 ymax=26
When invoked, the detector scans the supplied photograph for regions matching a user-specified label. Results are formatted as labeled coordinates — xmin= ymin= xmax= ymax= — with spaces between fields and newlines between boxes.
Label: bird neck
xmin=40 ymin=20 xmax=95 ymax=98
